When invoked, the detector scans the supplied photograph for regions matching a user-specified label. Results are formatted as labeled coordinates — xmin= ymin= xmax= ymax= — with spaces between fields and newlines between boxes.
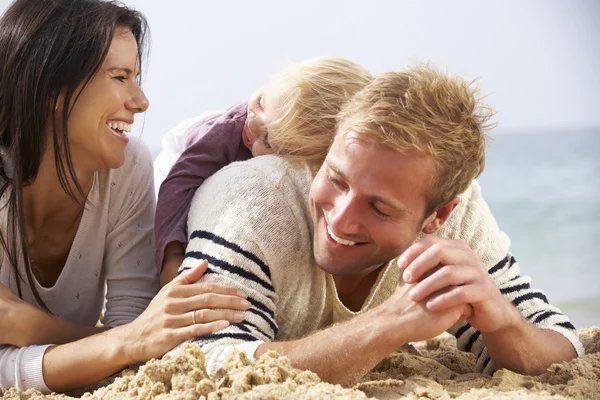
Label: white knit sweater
xmin=180 ymin=155 xmax=584 ymax=376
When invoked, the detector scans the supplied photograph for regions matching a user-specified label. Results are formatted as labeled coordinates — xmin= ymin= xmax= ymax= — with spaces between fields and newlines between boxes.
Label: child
xmin=156 ymin=57 xmax=373 ymax=284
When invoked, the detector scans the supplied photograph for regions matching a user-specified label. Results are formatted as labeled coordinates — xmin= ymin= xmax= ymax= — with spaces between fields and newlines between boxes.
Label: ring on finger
xmin=191 ymin=310 xmax=196 ymax=325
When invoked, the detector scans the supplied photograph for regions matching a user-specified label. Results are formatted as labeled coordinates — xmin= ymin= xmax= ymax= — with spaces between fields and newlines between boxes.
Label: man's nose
xmin=328 ymin=195 xmax=361 ymax=236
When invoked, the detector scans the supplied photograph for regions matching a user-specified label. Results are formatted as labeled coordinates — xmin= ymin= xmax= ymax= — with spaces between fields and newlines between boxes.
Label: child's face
xmin=243 ymin=89 xmax=277 ymax=156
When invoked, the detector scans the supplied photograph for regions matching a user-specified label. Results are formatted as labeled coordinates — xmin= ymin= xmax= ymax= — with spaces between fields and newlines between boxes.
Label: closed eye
xmin=263 ymin=131 xmax=272 ymax=149
xmin=370 ymin=202 xmax=390 ymax=219
xmin=114 ymin=76 xmax=127 ymax=83
xmin=327 ymin=173 xmax=346 ymax=190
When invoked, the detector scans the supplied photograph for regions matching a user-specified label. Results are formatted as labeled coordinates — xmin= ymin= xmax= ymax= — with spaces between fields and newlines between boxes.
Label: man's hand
xmin=397 ymin=235 xmax=520 ymax=334
xmin=378 ymin=279 xmax=472 ymax=345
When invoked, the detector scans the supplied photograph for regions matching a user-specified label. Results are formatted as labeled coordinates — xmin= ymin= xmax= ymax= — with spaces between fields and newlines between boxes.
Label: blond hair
xmin=337 ymin=63 xmax=495 ymax=214
xmin=265 ymin=57 xmax=372 ymax=165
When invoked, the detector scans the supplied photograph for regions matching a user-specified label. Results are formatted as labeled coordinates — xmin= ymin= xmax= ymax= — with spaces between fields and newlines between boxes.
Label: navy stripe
xmin=500 ymin=282 xmax=531 ymax=295
xmin=181 ymin=257 xmax=278 ymax=336
xmin=190 ymin=230 xmax=271 ymax=280
xmin=465 ymin=330 xmax=481 ymax=353
xmin=247 ymin=307 xmax=278 ymax=336
xmin=241 ymin=319 xmax=273 ymax=340
xmin=512 ymin=291 xmax=549 ymax=307
xmin=526 ymin=309 xmax=545 ymax=320
xmin=185 ymin=251 xmax=275 ymax=293
xmin=532 ymin=310 xmax=560 ymax=324
xmin=191 ymin=332 xmax=260 ymax=343
xmin=248 ymin=297 xmax=275 ymax=320
xmin=476 ymin=344 xmax=487 ymax=362
xmin=454 ymin=323 xmax=472 ymax=340
xmin=557 ymin=321 xmax=576 ymax=330
xmin=482 ymin=356 xmax=491 ymax=372
xmin=488 ymin=255 xmax=510 ymax=275
xmin=231 ymin=323 xmax=251 ymax=333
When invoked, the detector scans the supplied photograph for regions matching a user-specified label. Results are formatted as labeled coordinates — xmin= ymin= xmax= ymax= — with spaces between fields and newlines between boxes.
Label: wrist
xmin=107 ymin=324 xmax=139 ymax=365
xmin=17 ymin=303 xmax=52 ymax=346
xmin=489 ymin=302 xmax=526 ymax=335
xmin=369 ymin=304 xmax=410 ymax=347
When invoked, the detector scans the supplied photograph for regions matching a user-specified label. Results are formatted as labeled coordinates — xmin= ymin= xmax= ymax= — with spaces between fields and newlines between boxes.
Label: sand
xmin=1 ymin=327 xmax=598 ymax=400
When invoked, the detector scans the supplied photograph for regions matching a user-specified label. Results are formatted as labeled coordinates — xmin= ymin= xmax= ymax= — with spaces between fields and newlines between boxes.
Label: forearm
xmin=7 ymin=301 xmax=107 ymax=348
xmin=31 ymin=313 xmax=108 ymax=346
xmin=41 ymin=324 xmax=133 ymax=393
xmin=483 ymin=312 xmax=577 ymax=375
xmin=255 ymin=308 xmax=400 ymax=386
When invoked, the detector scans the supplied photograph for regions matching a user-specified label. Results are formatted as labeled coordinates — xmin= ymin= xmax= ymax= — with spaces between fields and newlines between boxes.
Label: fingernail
xmin=234 ymin=312 xmax=245 ymax=322
xmin=241 ymin=300 xmax=252 ymax=308
xmin=398 ymin=255 xmax=407 ymax=269
xmin=403 ymin=270 xmax=412 ymax=282
xmin=218 ymin=320 xmax=229 ymax=329
xmin=237 ymin=290 xmax=248 ymax=298
xmin=409 ymin=288 xmax=417 ymax=300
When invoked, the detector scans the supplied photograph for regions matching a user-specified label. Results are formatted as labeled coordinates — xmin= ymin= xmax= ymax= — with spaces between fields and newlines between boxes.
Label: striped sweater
xmin=178 ymin=155 xmax=584 ymax=376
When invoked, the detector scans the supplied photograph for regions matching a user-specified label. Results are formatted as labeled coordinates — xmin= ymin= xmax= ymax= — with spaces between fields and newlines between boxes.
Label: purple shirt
xmin=154 ymin=101 xmax=251 ymax=270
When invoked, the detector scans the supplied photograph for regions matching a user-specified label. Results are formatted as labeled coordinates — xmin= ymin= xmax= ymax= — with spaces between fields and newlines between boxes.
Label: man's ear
xmin=421 ymin=197 xmax=460 ymax=234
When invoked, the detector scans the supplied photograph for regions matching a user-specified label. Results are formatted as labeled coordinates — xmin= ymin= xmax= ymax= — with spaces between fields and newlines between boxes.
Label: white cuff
xmin=207 ymin=340 xmax=265 ymax=377
xmin=17 ymin=344 xmax=52 ymax=393
xmin=539 ymin=325 xmax=585 ymax=357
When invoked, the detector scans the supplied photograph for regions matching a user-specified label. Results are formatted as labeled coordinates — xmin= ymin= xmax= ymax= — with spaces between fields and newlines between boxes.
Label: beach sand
xmin=1 ymin=327 xmax=598 ymax=399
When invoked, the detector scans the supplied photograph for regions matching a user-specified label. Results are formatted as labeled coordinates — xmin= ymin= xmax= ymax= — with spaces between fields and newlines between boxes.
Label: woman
xmin=0 ymin=0 xmax=248 ymax=393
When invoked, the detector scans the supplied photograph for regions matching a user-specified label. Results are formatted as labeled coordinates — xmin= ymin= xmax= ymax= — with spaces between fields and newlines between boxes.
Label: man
xmin=178 ymin=64 xmax=582 ymax=384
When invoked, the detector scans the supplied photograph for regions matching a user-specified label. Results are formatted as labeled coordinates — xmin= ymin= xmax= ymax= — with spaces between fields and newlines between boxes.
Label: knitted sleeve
xmin=440 ymin=181 xmax=584 ymax=374
xmin=175 ymin=158 xmax=308 ymax=376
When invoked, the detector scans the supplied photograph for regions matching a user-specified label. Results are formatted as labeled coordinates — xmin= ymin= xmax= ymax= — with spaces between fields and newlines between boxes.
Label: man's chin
xmin=314 ymin=251 xmax=361 ymax=276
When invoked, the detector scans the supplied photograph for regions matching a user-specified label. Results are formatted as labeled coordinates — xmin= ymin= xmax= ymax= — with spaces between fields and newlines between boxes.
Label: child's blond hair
xmin=265 ymin=57 xmax=372 ymax=165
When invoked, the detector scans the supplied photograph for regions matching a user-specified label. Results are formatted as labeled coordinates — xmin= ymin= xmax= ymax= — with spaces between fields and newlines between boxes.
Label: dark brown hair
xmin=0 ymin=0 xmax=148 ymax=311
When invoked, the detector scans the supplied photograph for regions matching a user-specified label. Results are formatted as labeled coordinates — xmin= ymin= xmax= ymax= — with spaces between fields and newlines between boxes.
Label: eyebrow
xmin=106 ymin=66 xmax=140 ymax=76
xmin=326 ymin=160 xmax=411 ymax=215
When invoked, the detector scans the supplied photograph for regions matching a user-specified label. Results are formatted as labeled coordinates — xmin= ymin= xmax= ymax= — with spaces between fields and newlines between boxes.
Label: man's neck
xmin=333 ymin=263 xmax=386 ymax=312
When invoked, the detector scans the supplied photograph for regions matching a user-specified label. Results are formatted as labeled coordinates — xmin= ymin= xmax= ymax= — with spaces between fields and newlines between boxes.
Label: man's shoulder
xmin=207 ymin=155 xmax=314 ymax=195
xmin=189 ymin=156 xmax=314 ymax=228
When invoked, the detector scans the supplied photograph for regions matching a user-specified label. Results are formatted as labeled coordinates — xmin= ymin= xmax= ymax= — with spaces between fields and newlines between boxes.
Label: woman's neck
xmin=23 ymin=148 xmax=94 ymax=232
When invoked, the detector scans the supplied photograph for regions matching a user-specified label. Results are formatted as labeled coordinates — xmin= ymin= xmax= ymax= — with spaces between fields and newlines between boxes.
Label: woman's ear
xmin=421 ymin=197 xmax=460 ymax=234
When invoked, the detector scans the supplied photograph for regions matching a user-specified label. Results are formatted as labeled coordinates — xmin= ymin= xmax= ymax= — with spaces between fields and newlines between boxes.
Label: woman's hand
xmin=0 ymin=283 xmax=106 ymax=347
xmin=121 ymin=260 xmax=250 ymax=363
xmin=0 ymin=283 xmax=48 ymax=346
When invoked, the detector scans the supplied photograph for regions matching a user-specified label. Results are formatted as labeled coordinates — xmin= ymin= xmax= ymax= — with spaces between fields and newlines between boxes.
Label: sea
xmin=150 ymin=128 xmax=600 ymax=329
xmin=478 ymin=128 xmax=600 ymax=329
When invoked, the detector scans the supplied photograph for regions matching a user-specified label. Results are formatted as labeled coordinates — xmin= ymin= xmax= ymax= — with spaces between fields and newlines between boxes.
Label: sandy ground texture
xmin=1 ymin=327 xmax=598 ymax=400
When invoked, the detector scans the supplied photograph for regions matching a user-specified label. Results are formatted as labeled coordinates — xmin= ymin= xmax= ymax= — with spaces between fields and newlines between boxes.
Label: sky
xmin=1 ymin=0 xmax=599 ymax=150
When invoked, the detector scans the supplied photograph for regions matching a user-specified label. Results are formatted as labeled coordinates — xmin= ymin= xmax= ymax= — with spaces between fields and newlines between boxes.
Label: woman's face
xmin=63 ymin=28 xmax=149 ymax=172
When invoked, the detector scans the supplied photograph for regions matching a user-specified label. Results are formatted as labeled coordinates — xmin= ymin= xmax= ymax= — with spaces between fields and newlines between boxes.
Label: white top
xmin=179 ymin=155 xmax=584 ymax=376
xmin=0 ymin=138 xmax=160 ymax=393
xmin=153 ymin=111 xmax=222 ymax=197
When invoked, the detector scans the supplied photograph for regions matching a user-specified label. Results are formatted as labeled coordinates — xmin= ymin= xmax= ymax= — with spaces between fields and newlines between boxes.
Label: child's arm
xmin=155 ymin=102 xmax=251 ymax=283
xmin=160 ymin=242 xmax=185 ymax=286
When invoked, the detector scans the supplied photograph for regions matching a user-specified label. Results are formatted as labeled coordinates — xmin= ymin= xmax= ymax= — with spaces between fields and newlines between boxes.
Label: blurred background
xmin=2 ymin=0 xmax=598 ymax=327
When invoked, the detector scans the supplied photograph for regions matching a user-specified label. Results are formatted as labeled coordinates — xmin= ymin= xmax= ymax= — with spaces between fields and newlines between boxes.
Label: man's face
xmin=309 ymin=132 xmax=435 ymax=277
